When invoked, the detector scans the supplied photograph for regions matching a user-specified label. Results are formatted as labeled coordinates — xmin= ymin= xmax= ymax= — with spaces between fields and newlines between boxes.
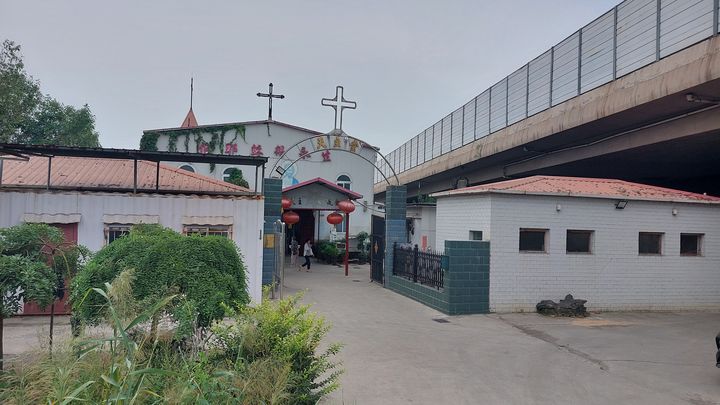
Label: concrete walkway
xmin=284 ymin=262 xmax=720 ymax=405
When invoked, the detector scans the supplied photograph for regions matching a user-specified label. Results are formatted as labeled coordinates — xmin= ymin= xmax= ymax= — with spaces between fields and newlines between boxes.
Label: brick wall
xmin=435 ymin=196 xmax=491 ymax=250
xmin=262 ymin=178 xmax=282 ymax=285
xmin=384 ymin=186 xmax=407 ymax=286
xmin=437 ymin=193 xmax=720 ymax=312
xmin=388 ymin=240 xmax=490 ymax=315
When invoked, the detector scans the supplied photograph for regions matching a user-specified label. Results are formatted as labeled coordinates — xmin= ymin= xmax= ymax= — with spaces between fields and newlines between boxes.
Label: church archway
xmin=269 ymin=130 xmax=400 ymax=186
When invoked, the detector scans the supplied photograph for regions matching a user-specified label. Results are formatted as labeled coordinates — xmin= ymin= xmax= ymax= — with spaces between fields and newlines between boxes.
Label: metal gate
xmin=370 ymin=215 xmax=385 ymax=284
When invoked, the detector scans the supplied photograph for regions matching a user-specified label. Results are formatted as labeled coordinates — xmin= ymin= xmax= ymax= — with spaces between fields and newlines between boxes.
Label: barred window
xmin=105 ymin=224 xmax=132 ymax=245
xmin=183 ymin=225 xmax=232 ymax=238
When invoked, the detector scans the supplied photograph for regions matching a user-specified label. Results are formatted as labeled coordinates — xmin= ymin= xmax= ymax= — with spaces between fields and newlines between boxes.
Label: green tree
xmin=20 ymin=97 xmax=101 ymax=147
xmin=0 ymin=39 xmax=101 ymax=147
xmin=0 ymin=40 xmax=40 ymax=143
xmin=0 ymin=224 xmax=65 ymax=370
xmin=224 ymin=167 xmax=250 ymax=188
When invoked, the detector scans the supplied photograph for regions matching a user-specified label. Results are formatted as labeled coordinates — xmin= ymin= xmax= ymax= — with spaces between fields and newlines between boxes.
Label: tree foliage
xmin=0 ymin=256 xmax=55 ymax=318
xmin=0 ymin=39 xmax=100 ymax=147
xmin=224 ymin=167 xmax=250 ymax=188
xmin=0 ymin=223 xmax=68 ymax=317
xmin=70 ymin=224 xmax=250 ymax=329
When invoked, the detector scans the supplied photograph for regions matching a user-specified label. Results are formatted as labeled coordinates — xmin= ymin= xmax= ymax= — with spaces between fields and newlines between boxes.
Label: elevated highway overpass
xmin=374 ymin=1 xmax=720 ymax=201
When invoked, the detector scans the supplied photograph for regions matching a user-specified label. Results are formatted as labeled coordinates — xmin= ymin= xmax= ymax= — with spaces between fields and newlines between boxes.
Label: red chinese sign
xmin=197 ymin=143 xmax=209 ymax=154
xmin=321 ymin=150 xmax=331 ymax=162
xmin=225 ymin=143 xmax=238 ymax=154
xmin=299 ymin=146 xmax=310 ymax=159
xmin=274 ymin=145 xmax=285 ymax=156
xmin=251 ymin=144 xmax=264 ymax=156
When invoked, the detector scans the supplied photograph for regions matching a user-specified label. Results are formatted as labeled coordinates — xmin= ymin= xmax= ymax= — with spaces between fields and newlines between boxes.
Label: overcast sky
xmin=1 ymin=1 xmax=617 ymax=153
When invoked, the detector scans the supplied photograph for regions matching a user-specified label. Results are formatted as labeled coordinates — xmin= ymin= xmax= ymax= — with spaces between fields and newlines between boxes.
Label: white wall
xmin=435 ymin=196 xmax=491 ymax=250
xmin=436 ymin=193 xmax=720 ymax=312
xmin=0 ymin=190 xmax=264 ymax=304
xmin=408 ymin=205 xmax=436 ymax=250
xmin=153 ymin=122 xmax=376 ymax=238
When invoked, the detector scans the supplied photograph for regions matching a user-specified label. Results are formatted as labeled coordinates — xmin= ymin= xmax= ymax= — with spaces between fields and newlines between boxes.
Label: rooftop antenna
xmin=190 ymin=77 xmax=194 ymax=110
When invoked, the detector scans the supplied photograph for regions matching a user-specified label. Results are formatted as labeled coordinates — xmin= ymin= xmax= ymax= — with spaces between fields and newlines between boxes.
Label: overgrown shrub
xmin=0 ymin=285 xmax=342 ymax=404
xmin=70 ymin=224 xmax=249 ymax=331
xmin=212 ymin=292 xmax=343 ymax=404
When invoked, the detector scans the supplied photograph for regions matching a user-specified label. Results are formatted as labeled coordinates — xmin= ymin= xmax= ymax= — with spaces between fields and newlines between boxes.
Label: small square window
xmin=566 ymin=230 xmax=593 ymax=253
xmin=680 ymin=233 xmax=703 ymax=256
xmin=105 ymin=224 xmax=132 ymax=245
xmin=184 ymin=225 xmax=232 ymax=238
xmin=519 ymin=229 xmax=547 ymax=252
xmin=469 ymin=230 xmax=483 ymax=241
xmin=639 ymin=232 xmax=663 ymax=255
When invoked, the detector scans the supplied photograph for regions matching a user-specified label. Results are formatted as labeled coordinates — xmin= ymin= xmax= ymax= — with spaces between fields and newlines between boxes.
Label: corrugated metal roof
xmin=0 ymin=156 xmax=250 ymax=193
xmin=432 ymin=176 xmax=720 ymax=204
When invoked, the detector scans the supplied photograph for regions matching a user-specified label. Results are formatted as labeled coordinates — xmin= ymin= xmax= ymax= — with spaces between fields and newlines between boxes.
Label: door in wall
xmin=296 ymin=209 xmax=315 ymax=245
xmin=22 ymin=223 xmax=78 ymax=315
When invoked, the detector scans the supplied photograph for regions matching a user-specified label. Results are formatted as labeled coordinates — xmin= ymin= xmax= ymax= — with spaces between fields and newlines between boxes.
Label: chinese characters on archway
xmin=213 ymin=135 xmax=362 ymax=162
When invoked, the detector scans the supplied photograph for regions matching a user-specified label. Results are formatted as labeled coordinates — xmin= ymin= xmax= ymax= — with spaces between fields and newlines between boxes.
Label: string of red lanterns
xmin=281 ymin=196 xmax=299 ymax=225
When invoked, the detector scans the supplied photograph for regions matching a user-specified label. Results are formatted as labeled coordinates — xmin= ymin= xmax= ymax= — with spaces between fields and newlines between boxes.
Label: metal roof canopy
xmin=0 ymin=143 xmax=267 ymax=166
xmin=0 ymin=143 xmax=268 ymax=194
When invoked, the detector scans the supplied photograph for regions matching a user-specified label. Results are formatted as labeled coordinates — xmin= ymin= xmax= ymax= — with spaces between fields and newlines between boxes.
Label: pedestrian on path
xmin=290 ymin=237 xmax=299 ymax=266
xmin=300 ymin=240 xmax=314 ymax=272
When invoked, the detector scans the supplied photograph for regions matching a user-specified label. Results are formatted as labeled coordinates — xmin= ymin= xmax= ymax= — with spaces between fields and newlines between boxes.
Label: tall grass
xmin=0 ymin=276 xmax=342 ymax=404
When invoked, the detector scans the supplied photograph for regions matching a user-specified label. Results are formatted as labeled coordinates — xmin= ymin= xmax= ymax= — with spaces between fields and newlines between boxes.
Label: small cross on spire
xmin=321 ymin=85 xmax=357 ymax=131
xmin=257 ymin=83 xmax=285 ymax=120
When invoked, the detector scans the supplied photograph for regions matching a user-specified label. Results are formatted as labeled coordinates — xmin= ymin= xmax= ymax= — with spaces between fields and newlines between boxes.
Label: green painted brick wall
xmin=386 ymin=239 xmax=490 ymax=315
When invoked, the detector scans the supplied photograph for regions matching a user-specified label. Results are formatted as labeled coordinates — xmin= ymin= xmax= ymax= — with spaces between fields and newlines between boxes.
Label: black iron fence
xmin=393 ymin=243 xmax=446 ymax=290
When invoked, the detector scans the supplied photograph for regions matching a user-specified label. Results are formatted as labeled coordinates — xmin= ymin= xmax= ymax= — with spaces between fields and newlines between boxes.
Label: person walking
xmin=300 ymin=239 xmax=314 ymax=272
xmin=290 ymin=237 xmax=299 ymax=267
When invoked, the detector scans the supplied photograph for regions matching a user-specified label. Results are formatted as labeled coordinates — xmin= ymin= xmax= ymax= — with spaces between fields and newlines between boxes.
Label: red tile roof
xmin=180 ymin=108 xmax=198 ymax=128
xmin=1 ymin=156 xmax=250 ymax=194
xmin=432 ymin=175 xmax=720 ymax=204
xmin=283 ymin=177 xmax=363 ymax=200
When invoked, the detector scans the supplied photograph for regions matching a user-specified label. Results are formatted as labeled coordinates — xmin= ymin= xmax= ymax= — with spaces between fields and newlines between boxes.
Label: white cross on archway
xmin=321 ymin=86 xmax=357 ymax=130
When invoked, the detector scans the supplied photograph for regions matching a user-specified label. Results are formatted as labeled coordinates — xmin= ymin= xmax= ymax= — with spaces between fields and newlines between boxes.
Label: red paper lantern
xmin=282 ymin=210 xmax=300 ymax=225
xmin=337 ymin=200 xmax=355 ymax=214
xmin=281 ymin=197 xmax=293 ymax=209
xmin=326 ymin=212 xmax=344 ymax=225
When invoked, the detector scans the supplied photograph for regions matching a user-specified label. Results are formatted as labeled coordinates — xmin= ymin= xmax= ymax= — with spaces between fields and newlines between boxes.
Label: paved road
xmin=285 ymin=263 xmax=720 ymax=405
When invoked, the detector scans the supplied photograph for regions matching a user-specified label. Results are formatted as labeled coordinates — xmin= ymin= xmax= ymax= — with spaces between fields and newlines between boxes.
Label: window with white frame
xmin=680 ymin=233 xmax=703 ymax=256
xmin=638 ymin=232 xmax=663 ymax=255
xmin=469 ymin=230 xmax=483 ymax=241
xmin=336 ymin=174 xmax=351 ymax=190
xmin=183 ymin=224 xmax=232 ymax=238
xmin=519 ymin=229 xmax=547 ymax=252
xmin=566 ymin=230 xmax=593 ymax=254
xmin=105 ymin=224 xmax=132 ymax=245
xmin=178 ymin=164 xmax=195 ymax=173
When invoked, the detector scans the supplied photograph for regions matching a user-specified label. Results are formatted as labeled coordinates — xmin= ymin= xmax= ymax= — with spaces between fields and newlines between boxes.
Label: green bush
xmin=212 ymin=292 xmax=342 ymax=404
xmin=316 ymin=240 xmax=340 ymax=264
xmin=0 ymin=286 xmax=341 ymax=404
xmin=70 ymin=224 xmax=249 ymax=330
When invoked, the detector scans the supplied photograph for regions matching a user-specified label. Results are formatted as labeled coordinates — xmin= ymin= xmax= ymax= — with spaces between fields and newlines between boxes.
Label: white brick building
xmin=433 ymin=176 xmax=720 ymax=312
